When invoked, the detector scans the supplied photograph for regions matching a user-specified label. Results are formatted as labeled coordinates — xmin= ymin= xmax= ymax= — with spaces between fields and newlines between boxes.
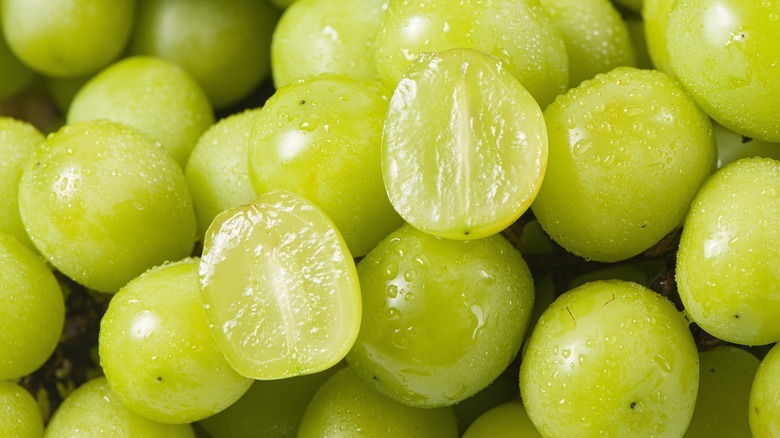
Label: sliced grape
xmin=0 ymin=380 xmax=44 ymax=437
xmin=199 ymin=190 xmax=361 ymax=380
xmin=383 ymin=48 xmax=546 ymax=240
xmin=462 ymin=400 xmax=542 ymax=438
xmin=750 ymin=343 xmax=780 ymax=437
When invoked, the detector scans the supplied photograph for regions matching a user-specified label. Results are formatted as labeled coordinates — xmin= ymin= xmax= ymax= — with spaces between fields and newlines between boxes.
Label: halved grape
xmin=749 ymin=343 xmax=780 ymax=437
xmin=462 ymin=400 xmax=542 ymax=438
xmin=0 ymin=380 xmax=44 ymax=437
xmin=199 ymin=190 xmax=361 ymax=380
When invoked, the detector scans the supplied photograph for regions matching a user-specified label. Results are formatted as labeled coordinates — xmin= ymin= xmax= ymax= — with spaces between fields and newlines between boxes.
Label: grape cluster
xmin=1 ymin=0 xmax=779 ymax=436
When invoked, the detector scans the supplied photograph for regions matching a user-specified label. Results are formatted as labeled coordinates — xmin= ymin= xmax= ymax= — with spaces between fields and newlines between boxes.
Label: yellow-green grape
xmin=625 ymin=16 xmax=655 ymax=70
xmin=520 ymin=280 xmax=699 ymax=437
xmin=185 ymin=108 xmax=259 ymax=239
xmin=0 ymin=117 xmax=44 ymax=249
xmin=44 ymin=377 xmax=195 ymax=437
xmin=67 ymin=56 xmax=214 ymax=166
xmin=248 ymin=74 xmax=401 ymax=257
xmin=0 ymin=380 xmax=44 ymax=437
xmin=374 ymin=0 xmax=569 ymax=108
xmin=666 ymin=0 xmax=780 ymax=143
xmin=462 ymin=400 xmax=542 ymax=438
xmin=750 ymin=343 xmax=780 ymax=437
xmin=0 ymin=232 xmax=64 ymax=380
xmin=685 ymin=346 xmax=760 ymax=438
xmin=677 ymin=158 xmax=780 ymax=345
xmin=18 ymin=120 xmax=196 ymax=293
xmin=531 ymin=67 xmax=716 ymax=262
xmin=99 ymin=259 xmax=252 ymax=424
xmin=539 ymin=0 xmax=636 ymax=88
xmin=0 ymin=0 xmax=134 ymax=77
xmin=383 ymin=49 xmax=547 ymax=240
xmin=347 ymin=223 xmax=535 ymax=408
xmin=131 ymin=0 xmax=278 ymax=109
xmin=0 ymin=20 xmax=35 ymax=99
xmin=297 ymin=367 xmax=459 ymax=438
xmin=199 ymin=191 xmax=361 ymax=380
xmin=642 ymin=0 xmax=674 ymax=75
xmin=452 ymin=373 xmax=518 ymax=434
xmin=715 ymin=122 xmax=780 ymax=169
xmin=271 ymin=0 xmax=387 ymax=88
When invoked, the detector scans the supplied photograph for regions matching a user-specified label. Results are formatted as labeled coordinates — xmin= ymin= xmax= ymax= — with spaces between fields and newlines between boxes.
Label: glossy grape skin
xmin=374 ymin=0 xmax=569 ymax=108
xmin=0 ymin=380 xmax=44 ymax=437
xmin=666 ymin=0 xmax=780 ymax=143
xmin=531 ymin=67 xmax=716 ymax=262
xmin=677 ymin=157 xmax=780 ymax=346
xmin=18 ymin=119 xmax=196 ymax=293
xmin=131 ymin=0 xmax=278 ymax=109
xmin=383 ymin=49 xmax=547 ymax=241
xmin=99 ymin=258 xmax=252 ymax=424
xmin=520 ymin=280 xmax=699 ymax=437
xmin=0 ymin=232 xmax=64 ymax=380
xmin=0 ymin=24 xmax=35 ymax=99
xmin=642 ymin=0 xmax=675 ymax=75
xmin=462 ymin=400 xmax=542 ymax=438
xmin=750 ymin=343 xmax=780 ymax=437
xmin=297 ymin=366 xmax=459 ymax=438
xmin=67 ymin=56 xmax=214 ymax=166
xmin=346 ymin=223 xmax=534 ymax=408
xmin=44 ymin=377 xmax=195 ymax=437
xmin=1 ymin=0 xmax=134 ymax=77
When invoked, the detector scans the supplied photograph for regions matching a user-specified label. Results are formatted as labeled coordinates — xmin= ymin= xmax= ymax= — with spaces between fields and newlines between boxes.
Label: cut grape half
xmin=199 ymin=190 xmax=361 ymax=379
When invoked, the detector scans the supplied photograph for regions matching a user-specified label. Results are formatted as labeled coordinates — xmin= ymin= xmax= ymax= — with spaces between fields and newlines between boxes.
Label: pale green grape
xmin=374 ymin=0 xmax=569 ymax=108
xmin=18 ymin=119 xmax=196 ymax=293
xmin=750 ymin=343 xmax=780 ymax=437
xmin=452 ymin=373 xmax=518 ymax=434
xmin=0 ymin=20 xmax=35 ymax=99
xmin=346 ymin=223 xmax=534 ymax=408
xmin=99 ymin=258 xmax=252 ymax=424
xmin=271 ymin=0 xmax=387 ymax=88
xmin=131 ymin=0 xmax=278 ymax=109
xmin=248 ymin=74 xmax=401 ymax=257
xmin=539 ymin=0 xmax=636 ymax=88
xmin=520 ymin=280 xmax=699 ymax=437
xmin=0 ymin=380 xmax=44 ymax=437
xmin=462 ymin=400 xmax=541 ymax=438
xmin=297 ymin=366 xmax=459 ymax=437
xmin=685 ymin=346 xmax=760 ymax=438
xmin=715 ymin=122 xmax=780 ymax=169
xmin=383 ymin=49 xmax=546 ymax=240
xmin=642 ymin=0 xmax=675 ymax=75
xmin=199 ymin=191 xmax=361 ymax=380
xmin=0 ymin=232 xmax=64 ymax=380
xmin=677 ymin=157 xmax=780 ymax=345
xmin=666 ymin=0 xmax=780 ymax=143
xmin=1 ymin=0 xmax=134 ymax=77
xmin=67 ymin=56 xmax=214 ymax=166
xmin=185 ymin=108 xmax=259 ymax=239
xmin=531 ymin=67 xmax=716 ymax=262
xmin=44 ymin=377 xmax=195 ymax=437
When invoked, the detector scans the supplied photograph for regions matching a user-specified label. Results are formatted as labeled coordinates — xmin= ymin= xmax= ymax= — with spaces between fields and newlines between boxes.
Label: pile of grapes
xmin=1 ymin=0 xmax=779 ymax=436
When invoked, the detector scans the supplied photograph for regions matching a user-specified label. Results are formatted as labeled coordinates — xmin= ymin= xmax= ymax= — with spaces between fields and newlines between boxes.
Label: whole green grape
xmin=462 ymin=400 xmax=542 ymax=438
xmin=451 ymin=373 xmax=519 ymax=434
xmin=520 ymin=280 xmax=699 ymax=437
xmin=677 ymin=157 xmax=780 ymax=345
xmin=531 ymin=67 xmax=716 ymax=262
xmin=666 ymin=0 xmax=780 ymax=143
xmin=0 ymin=20 xmax=35 ymax=99
xmin=67 ymin=56 xmax=214 ymax=166
xmin=625 ymin=15 xmax=655 ymax=70
xmin=642 ymin=0 xmax=675 ymax=75
xmin=18 ymin=119 xmax=196 ymax=293
xmin=750 ymin=343 xmax=780 ymax=437
xmin=44 ymin=377 xmax=195 ymax=437
xmin=347 ymin=223 xmax=535 ymax=408
xmin=0 ymin=380 xmax=44 ymax=437
xmin=43 ymin=74 xmax=92 ymax=114
xmin=99 ymin=258 xmax=252 ymax=424
xmin=1 ymin=0 xmax=134 ymax=77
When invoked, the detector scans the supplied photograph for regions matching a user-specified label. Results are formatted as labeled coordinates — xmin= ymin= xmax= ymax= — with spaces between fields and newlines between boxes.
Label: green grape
xmin=715 ymin=122 xmax=780 ymax=169
xmin=568 ymin=257 xmax=666 ymax=290
xmin=130 ymin=0 xmax=278 ymax=109
xmin=44 ymin=377 xmax=195 ymax=437
xmin=685 ymin=346 xmax=760 ymax=438
xmin=297 ymin=366 xmax=459 ymax=438
xmin=0 ymin=0 xmax=134 ymax=77
xmin=624 ymin=15 xmax=655 ymax=70
xmin=538 ymin=0 xmax=636 ymax=88
xmin=271 ymin=0 xmax=387 ymax=88
xmin=43 ymin=75 xmax=91 ymax=114
xmin=452 ymin=373 xmax=519 ymax=434
xmin=374 ymin=0 xmax=569 ymax=108
xmin=666 ymin=0 xmax=780 ymax=143
xmin=750 ymin=343 xmax=780 ymax=437
xmin=0 ymin=232 xmax=64 ymax=380
xmin=199 ymin=191 xmax=361 ymax=380
xmin=67 ymin=56 xmax=214 ymax=166
xmin=520 ymin=219 xmax=556 ymax=256
xmin=462 ymin=400 xmax=542 ymax=438
xmin=531 ymin=67 xmax=716 ymax=262
xmin=0 ymin=116 xmax=44 ymax=249
xmin=642 ymin=0 xmax=675 ymax=75
xmin=0 ymin=19 xmax=36 ymax=99
xmin=248 ymin=74 xmax=401 ymax=257
xmin=677 ymin=157 xmax=780 ymax=345
xmin=99 ymin=258 xmax=252 ymax=424
xmin=0 ymin=380 xmax=44 ymax=437
xmin=346 ymin=223 xmax=535 ymax=408
xmin=520 ymin=280 xmax=699 ymax=437
xmin=18 ymin=119 xmax=196 ymax=293
xmin=270 ymin=0 xmax=298 ymax=9
xmin=185 ymin=108 xmax=259 ymax=239
xmin=612 ymin=0 xmax=642 ymax=13
xmin=383 ymin=49 xmax=547 ymax=240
